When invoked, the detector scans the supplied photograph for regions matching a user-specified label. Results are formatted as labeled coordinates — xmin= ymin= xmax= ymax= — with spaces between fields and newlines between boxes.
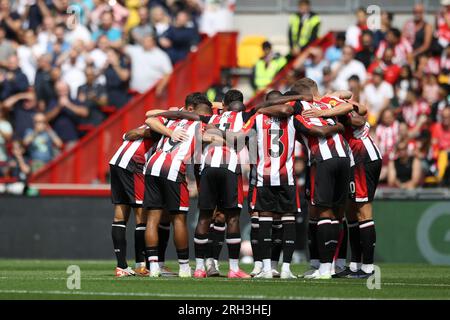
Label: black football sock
xmin=226 ymin=232 xmax=241 ymax=260
xmin=281 ymin=216 xmax=296 ymax=264
xmin=250 ymin=217 xmax=260 ymax=262
xmin=271 ymin=219 xmax=283 ymax=265
xmin=194 ymin=233 xmax=208 ymax=260
xmin=212 ymin=222 xmax=225 ymax=261
xmin=177 ymin=248 xmax=190 ymax=267
xmin=134 ymin=223 xmax=146 ymax=264
xmin=258 ymin=217 xmax=273 ymax=261
xmin=158 ymin=223 xmax=170 ymax=264
xmin=338 ymin=219 xmax=348 ymax=261
xmin=308 ymin=219 xmax=319 ymax=267
xmin=145 ymin=246 xmax=158 ymax=265
xmin=330 ymin=219 xmax=340 ymax=261
xmin=112 ymin=221 xmax=127 ymax=269
xmin=348 ymin=220 xmax=362 ymax=268
xmin=317 ymin=218 xmax=333 ymax=264
xmin=205 ymin=223 xmax=215 ymax=259
xmin=359 ymin=220 xmax=376 ymax=266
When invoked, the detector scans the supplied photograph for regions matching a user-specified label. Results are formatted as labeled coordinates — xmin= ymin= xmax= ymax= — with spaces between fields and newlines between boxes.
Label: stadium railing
xmin=29 ymin=32 xmax=238 ymax=184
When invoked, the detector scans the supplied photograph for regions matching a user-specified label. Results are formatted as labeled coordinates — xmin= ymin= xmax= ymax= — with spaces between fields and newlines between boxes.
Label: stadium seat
xmin=438 ymin=150 xmax=449 ymax=181
xmin=100 ymin=105 xmax=118 ymax=115
xmin=238 ymin=35 xmax=267 ymax=68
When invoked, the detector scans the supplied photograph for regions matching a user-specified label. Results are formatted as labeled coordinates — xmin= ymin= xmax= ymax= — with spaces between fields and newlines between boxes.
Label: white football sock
xmin=310 ymin=259 xmax=320 ymax=269
xmin=195 ymin=258 xmax=205 ymax=271
xmin=349 ymin=262 xmax=361 ymax=272
xmin=319 ymin=262 xmax=332 ymax=275
xmin=336 ymin=258 xmax=346 ymax=269
xmin=179 ymin=263 xmax=190 ymax=273
xmin=263 ymin=259 xmax=271 ymax=273
xmin=150 ymin=261 xmax=160 ymax=273
xmin=281 ymin=262 xmax=291 ymax=273
xmin=361 ymin=264 xmax=374 ymax=274
xmin=229 ymin=259 xmax=239 ymax=272
xmin=271 ymin=260 xmax=278 ymax=270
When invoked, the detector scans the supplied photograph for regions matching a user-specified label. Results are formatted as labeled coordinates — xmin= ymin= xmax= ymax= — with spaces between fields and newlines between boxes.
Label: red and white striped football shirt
xmin=144 ymin=119 xmax=202 ymax=182
xmin=375 ymin=39 xmax=412 ymax=66
xmin=320 ymin=96 xmax=382 ymax=164
xmin=375 ymin=120 xmax=399 ymax=161
xmin=200 ymin=110 xmax=254 ymax=173
xmin=401 ymin=100 xmax=430 ymax=128
xmin=242 ymin=114 xmax=296 ymax=187
xmin=294 ymin=101 xmax=349 ymax=165
xmin=109 ymin=123 xmax=162 ymax=173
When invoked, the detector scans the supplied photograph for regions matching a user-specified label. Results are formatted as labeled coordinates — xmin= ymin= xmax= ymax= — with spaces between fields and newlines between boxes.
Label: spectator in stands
xmin=288 ymin=0 xmax=321 ymax=56
xmin=345 ymin=7 xmax=368 ymax=52
xmin=431 ymin=107 xmax=450 ymax=155
xmin=403 ymin=3 xmax=433 ymax=59
xmin=0 ymin=55 xmax=29 ymax=100
xmin=324 ymin=32 xmax=345 ymax=65
xmin=363 ymin=68 xmax=394 ymax=122
xmin=17 ymin=30 xmax=45 ymax=86
xmin=2 ymin=91 xmax=38 ymax=140
xmin=330 ymin=45 xmax=366 ymax=90
xmin=125 ymin=34 xmax=172 ymax=95
xmin=347 ymin=74 xmax=363 ymax=102
xmin=37 ymin=16 xmax=56 ymax=53
xmin=0 ymin=0 xmax=21 ymax=42
xmin=376 ymin=28 xmax=413 ymax=66
xmin=45 ymin=80 xmax=89 ymax=145
xmin=395 ymin=65 xmax=417 ymax=105
xmin=375 ymin=107 xmax=400 ymax=165
xmin=321 ymin=66 xmax=334 ymax=94
xmin=59 ymin=47 xmax=87 ymax=99
xmin=355 ymin=30 xmax=375 ymax=69
xmin=47 ymin=23 xmax=71 ymax=60
xmin=130 ymin=6 xmax=154 ymax=44
xmin=293 ymin=46 xmax=328 ymax=93
xmin=23 ymin=112 xmax=63 ymax=172
xmin=92 ymin=10 xmax=123 ymax=45
xmin=368 ymin=47 xmax=401 ymax=85
xmin=90 ymin=0 xmax=129 ymax=31
xmin=422 ymin=74 xmax=441 ymax=105
xmin=103 ymin=47 xmax=131 ymax=107
xmin=35 ymin=54 xmax=57 ymax=109
xmin=400 ymin=89 xmax=430 ymax=136
xmin=2 ymin=141 xmax=30 ymax=181
xmin=431 ymin=85 xmax=449 ymax=122
xmin=159 ymin=10 xmax=199 ymax=64
xmin=373 ymin=11 xmax=394 ymax=48
xmin=77 ymin=66 xmax=107 ymax=125
xmin=436 ymin=1 xmax=450 ymax=51
xmin=388 ymin=141 xmax=423 ymax=189
xmin=86 ymin=35 xmax=109 ymax=71
xmin=0 ymin=107 xmax=12 ymax=164
xmin=199 ymin=0 xmax=235 ymax=36
xmin=150 ymin=5 xmax=171 ymax=39
xmin=0 ymin=26 xmax=15 ymax=69
xmin=252 ymin=41 xmax=287 ymax=92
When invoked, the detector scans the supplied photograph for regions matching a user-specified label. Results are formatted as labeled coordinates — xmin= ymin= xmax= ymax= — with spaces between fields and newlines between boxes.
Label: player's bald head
xmin=265 ymin=90 xmax=282 ymax=101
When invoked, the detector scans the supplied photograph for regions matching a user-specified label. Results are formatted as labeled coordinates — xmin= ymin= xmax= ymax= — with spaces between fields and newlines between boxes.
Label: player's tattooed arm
xmin=145 ymin=117 xmax=189 ymax=142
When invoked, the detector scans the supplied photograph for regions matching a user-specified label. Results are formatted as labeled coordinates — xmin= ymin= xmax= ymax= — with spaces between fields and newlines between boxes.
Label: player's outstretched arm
xmin=145 ymin=117 xmax=189 ymax=142
xmin=257 ymin=105 xmax=294 ymax=118
xmin=124 ymin=127 xmax=151 ymax=141
xmin=308 ymin=122 xmax=345 ymax=138
xmin=252 ymin=94 xmax=312 ymax=111
xmin=149 ymin=110 xmax=201 ymax=122
xmin=145 ymin=109 xmax=169 ymax=117
xmin=302 ymin=103 xmax=354 ymax=119
xmin=328 ymin=90 xmax=353 ymax=100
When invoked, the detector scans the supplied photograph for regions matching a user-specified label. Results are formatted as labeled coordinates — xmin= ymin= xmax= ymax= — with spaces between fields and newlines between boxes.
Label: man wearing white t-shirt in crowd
xmin=330 ymin=45 xmax=367 ymax=90
xmin=363 ymin=68 xmax=394 ymax=122
xmin=125 ymin=34 xmax=173 ymax=96
xmin=345 ymin=7 xmax=368 ymax=52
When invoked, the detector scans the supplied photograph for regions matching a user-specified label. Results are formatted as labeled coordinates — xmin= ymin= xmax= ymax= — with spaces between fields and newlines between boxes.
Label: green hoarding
xmin=374 ymin=201 xmax=450 ymax=264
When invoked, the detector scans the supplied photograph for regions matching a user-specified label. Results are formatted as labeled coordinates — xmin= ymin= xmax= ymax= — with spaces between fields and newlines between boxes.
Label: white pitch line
xmin=0 ymin=289 xmax=377 ymax=300
xmin=1 ymin=276 xmax=450 ymax=288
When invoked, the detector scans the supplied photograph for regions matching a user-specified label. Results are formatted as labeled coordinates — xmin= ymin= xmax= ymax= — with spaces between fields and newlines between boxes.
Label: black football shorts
xmin=110 ymin=165 xmax=144 ymax=207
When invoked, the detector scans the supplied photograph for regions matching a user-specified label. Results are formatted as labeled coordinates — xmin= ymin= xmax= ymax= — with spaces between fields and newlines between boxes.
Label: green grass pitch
xmin=0 ymin=260 xmax=449 ymax=300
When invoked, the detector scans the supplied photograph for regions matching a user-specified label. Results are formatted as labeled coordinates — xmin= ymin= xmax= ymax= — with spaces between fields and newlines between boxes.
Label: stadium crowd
xmin=0 ymin=0 xmax=235 ymax=181
xmin=284 ymin=1 xmax=450 ymax=188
